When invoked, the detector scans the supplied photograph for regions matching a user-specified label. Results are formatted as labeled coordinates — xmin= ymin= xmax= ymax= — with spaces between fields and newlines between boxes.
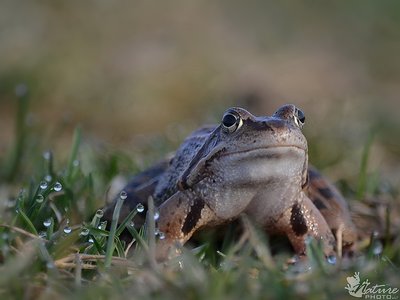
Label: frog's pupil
xmin=222 ymin=114 xmax=237 ymax=127
xmin=297 ymin=110 xmax=305 ymax=123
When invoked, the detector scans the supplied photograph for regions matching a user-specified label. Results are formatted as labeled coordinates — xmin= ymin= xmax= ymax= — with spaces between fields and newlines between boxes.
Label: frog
xmin=103 ymin=104 xmax=357 ymax=261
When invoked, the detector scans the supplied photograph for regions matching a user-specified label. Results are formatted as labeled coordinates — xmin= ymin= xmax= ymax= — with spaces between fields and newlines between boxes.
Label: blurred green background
xmin=1 ymin=0 xmax=399 ymax=187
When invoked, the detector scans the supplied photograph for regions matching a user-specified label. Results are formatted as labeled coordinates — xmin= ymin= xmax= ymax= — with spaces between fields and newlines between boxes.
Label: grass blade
xmin=116 ymin=209 xmax=138 ymax=237
xmin=4 ymin=84 xmax=29 ymax=182
xmin=17 ymin=209 xmax=38 ymax=236
xmin=66 ymin=127 xmax=81 ymax=182
xmin=357 ymin=131 xmax=375 ymax=200
xmin=104 ymin=194 xmax=124 ymax=267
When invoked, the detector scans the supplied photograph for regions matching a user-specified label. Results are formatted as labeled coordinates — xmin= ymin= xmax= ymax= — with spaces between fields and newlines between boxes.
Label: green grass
xmin=0 ymin=96 xmax=399 ymax=300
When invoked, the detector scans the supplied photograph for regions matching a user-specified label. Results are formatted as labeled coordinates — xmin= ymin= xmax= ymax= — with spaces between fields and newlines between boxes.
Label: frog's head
xmin=179 ymin=104 xmax=308 ymax=190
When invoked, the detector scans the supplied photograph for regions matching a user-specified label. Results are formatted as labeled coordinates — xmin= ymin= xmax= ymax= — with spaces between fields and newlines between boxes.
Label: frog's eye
xmin=221 ymin=111 xmax=243 ymax=133
xmin=293 ymin=108 xmax=305 ymax=128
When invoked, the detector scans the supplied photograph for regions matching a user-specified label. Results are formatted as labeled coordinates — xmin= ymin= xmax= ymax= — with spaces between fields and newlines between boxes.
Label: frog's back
xmin=306 ymin=166 xmax=357 ymax=248
xmin=154 ymin=126 xmax=214 ymax=204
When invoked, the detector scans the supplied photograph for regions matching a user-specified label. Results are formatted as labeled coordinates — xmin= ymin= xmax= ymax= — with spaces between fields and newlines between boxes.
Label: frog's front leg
xmin=274 ymin=192 xmax=336 ymax=257
xmin=155 ymin=191 xmax=222 ymax=261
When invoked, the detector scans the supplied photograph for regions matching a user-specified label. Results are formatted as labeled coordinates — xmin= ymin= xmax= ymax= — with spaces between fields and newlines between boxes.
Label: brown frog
xmin=104 ymin=104 xmax=356 ymax=261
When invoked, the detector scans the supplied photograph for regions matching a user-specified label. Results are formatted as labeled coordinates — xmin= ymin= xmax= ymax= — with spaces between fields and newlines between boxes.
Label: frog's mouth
xmin=221 ymin=145 xmax=307 ymax=158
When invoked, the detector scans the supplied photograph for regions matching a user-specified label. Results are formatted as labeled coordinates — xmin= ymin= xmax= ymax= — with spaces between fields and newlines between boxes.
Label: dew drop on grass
xmin=97 ymin=221 xmax=106 ymax=230
xmin=88 ymin=238 xmax=94 ymax=243
xmin=15 ymin=83 xmax=28 ymax=97
xmin=95 ymin=209 xmax=104 ymax=218
xmin=53 ymin=182 xmax=62 ymax=192
xmin=6 ymin=199 xmax=16 ymax=208
xmin=372 ymin=240 xmax=383 ymax=255
xmin=136 ymin=203 xmax=144 ymax=213
xmin=327 ymin=255 xmax=336 ymax=265
xmin=36 ymin=194 xmax=44 ymax=203
xmin=43 ymin=151 xmax=51 ymax=160
xmin=80 ymin=228 xmax=89 ymax=236
xmin=63 ymin=226 xmax=72 ymax=234
xmin=158 ymin=231 xmax=166 ymax=240
xmin=44 ymin=174 xmax=52 ymax=182
xmin=129 ymin=221 xmax=135 ymax=228
xmin=73 ymin=160 xmax=80 ymax=167
xmin=154 ymin=210 xmax=160 ymax=221
xmin=46 ymin=262 xmax=55 ymax=269
xmin=305 ymin=235 xmax=313 ymax=245
xmin=43 ymin=219 xmax=52 ymax=227
xmin=120 ymin=190 xmax=128 ymax=200
xmin=63 ymin=219 xmax=72 ymax=234
xmin=40 ymin=181 xmax=48 ymax=190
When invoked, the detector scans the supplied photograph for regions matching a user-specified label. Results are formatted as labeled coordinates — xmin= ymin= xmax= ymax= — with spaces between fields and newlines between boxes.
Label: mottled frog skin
xmin=104 ymin=104 xmax=356 ymax=260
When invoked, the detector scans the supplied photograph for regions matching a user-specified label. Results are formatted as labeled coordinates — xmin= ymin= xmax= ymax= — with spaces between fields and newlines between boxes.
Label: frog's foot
xmin=274 ymin=194 xmax=336 ymax=258
xmin=155 ymin=192 xmax=222 ymax=261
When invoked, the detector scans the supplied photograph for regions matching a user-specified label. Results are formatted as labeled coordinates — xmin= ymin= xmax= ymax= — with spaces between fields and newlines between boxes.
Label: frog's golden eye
xmin=294 ymin=108 xmax=305 ymax=128
xmin=221 ymin=111 xmax=243 ymax=133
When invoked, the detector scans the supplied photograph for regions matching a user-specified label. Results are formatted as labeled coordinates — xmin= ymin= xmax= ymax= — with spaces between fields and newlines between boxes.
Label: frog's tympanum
xmin=104 ymin=104 xmax=356 ymax=261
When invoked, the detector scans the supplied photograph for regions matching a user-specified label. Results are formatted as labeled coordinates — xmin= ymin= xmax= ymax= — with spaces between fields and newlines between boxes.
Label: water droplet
xmin=305 ymin=235 xmax=313 ymax=245
xmin=18 ymin=188 xmax=26 ymax=198
xmin=129 ymin=221 xmax=135 ymax=228
xmin=95 ymin=209 xmax=104 ymax=218
xmin=136 ymin=203 xmax=144 ymax=213
xmin=327 ymin=255 xmax=337 ymax=265
xmin=39 ymin=231 xmax=47 ymax=238
xmin=63 ymin=226 xmax=72 ymax=234
xmin=6 ymin=199 xmax=16 ymax=208
xmin=158 ymin=231 xmax=166 ymax=240
xmin=36 ymin=194 xmax=44 ymax=203
xmin=44 ymin=174 xmax=52 ymax=182
xmin=73 ymin=160 xmax=80 ymax=167
xmin=43 ymin=151 xmax=51 ymax=160
xmin=372 ymin=241 xmax=383 ymax=255
xmin=43 ymin=219 xmax=52 ymax=227
xmin=53 ymin=182 xmax=62 ymax=192
xmin=88 ymin=237 xmax=94 ymax=243
xmin=120 ymin=190 xmax=127 ymax=200
xmin=154 ymin=228 xmax=160 ymax=236
xmin=80 ymin=228 xmax=89 ymax=236
xmin=15 ymin=83 xmax=28 ymax=97
xmin=154 ymin=210 xmax=160 ymax=221
xmin=178 ymin=261 xmax=184 ymax=269
xmin=97 ymin=222 xmax=106 ymax=229
xmin=40 ymin=181 xmax=48 ymax=190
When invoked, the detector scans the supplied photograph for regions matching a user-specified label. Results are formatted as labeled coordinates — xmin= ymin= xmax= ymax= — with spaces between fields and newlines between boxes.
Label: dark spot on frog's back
xmin=182 ymin=198 xmax=205 ymax=235
xmin=312 ymin=197 xmax=327 ymax=210
xmin=318 ymin=187 xmax=334 ymax=199
xmin=290 ymin=203 xmax=308 ymax=236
